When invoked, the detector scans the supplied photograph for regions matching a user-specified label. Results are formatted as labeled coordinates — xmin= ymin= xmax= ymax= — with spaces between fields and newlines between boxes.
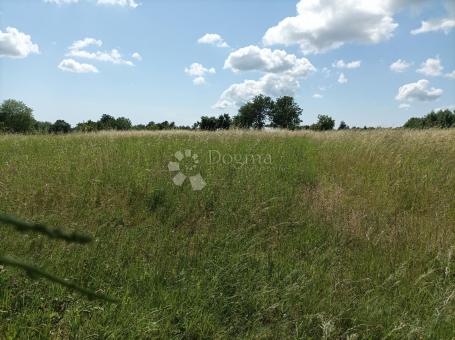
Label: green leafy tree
xmin=157 ymin=121 xmax=175 ymax=130
xmin=49 ymin=120 xmax=72 ymax=134
xmin=235 ymin=95 xmax=274 ymax=129
xmin=198 ymin=116 xmax=219 ymax=131
xmin=133 ymin=124 xmax=147 ymax=130
xmin=403 ymin=117 xmax=424 ymax=129
xmin=34 ymin=121 xmax=52 ymax=134
xmin=197 ymin=114 xmax=232 ymax=131
xmin=338 ymin=121 xmax=349 ymax=130
xmin=404 ymin=110 xmax=455 ymax=129
xmin=147 ymin=121 xmax=176 ymax=130
xmin=0 ymin=99 xmax=35 ymax=133
xmin=269 ymin=96 xmax=302 ymax=130
xmin=97 ymin=114 xmax=117 ymax=130
xmin=76 ymin=120 xmax=98 ymax=132
xmin=217 ymin=113 xmax=232 ymax=130
xmin=312 ymin=114 xmax=335 ymax=131
xmin=146 ymin=121 xmax=158 ymax=130
xmin=115 ymin=117 xmax=132 ymax=130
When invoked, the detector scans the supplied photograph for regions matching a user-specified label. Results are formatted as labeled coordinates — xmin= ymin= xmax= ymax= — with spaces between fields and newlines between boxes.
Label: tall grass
xmin=0 ymin=130 xmax=454 ymax=338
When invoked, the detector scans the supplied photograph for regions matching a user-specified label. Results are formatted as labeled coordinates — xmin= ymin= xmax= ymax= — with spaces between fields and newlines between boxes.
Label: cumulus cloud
xmin=338 ymin=73 xmax=348 ymax=84
xmin=224 ymin=45 xmax=316 ymax=77
xmin=185 ymin=62 xmax=216 ymax=85
xmin=411 ymin=18 xmax=455 ymax=34
xmin=0 ymin=27 xmax=39 ymax=59
xmin=216 ymin=46 xmax=316 ymax=108
xmin=390 ymin=59 xmax=412 ymax=73
xmin=96 ymin=0 xmax=139 ymax=8
xmin=417 ymin=57 xmax=443 ymax=76
xmin=313 ymin=93 xmax=323 ymax=99
xmin=66 ymin=37 xmax=135 ymax=66
xmin=411 ymin=1 xmax=455 ymax=34
xmin=132 ymin=52 xmax=142 ymax=61
xmin=395 ymin=79 xmax=443 ymax=102
xmin=197 ymin=33 xmax=229 ymax=48
xmin=262 ymin=0 xmax=400 ymax=54
xmin=214 ymin=73 xmax=300 ymax=109
xmin=58 ymin=58 xmax=99 ymax=73
xmin=446 ymin=70 xmax=455 ymax=79
xmin=332 ymin=60 xmax=361 ymax=69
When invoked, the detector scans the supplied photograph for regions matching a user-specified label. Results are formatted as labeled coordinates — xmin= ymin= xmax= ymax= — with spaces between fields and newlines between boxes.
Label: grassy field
xmin=0 ymin=130 xmax=454 ymax=338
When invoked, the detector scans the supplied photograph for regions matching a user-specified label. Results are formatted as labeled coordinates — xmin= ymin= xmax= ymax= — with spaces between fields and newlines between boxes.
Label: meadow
xmin=0 ymin=129 xmax=454 ymax=338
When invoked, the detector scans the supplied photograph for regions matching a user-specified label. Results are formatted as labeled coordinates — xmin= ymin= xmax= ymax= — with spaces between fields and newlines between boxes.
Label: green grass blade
xmin=0 ymin=214 xmax=92 ymax=244
xmin=0 ymin=256 xmax=117 ymax=303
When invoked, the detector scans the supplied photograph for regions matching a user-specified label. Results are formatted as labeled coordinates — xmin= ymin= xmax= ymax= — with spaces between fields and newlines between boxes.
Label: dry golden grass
xmin=302 ymin=129 xmax=455 ymax=250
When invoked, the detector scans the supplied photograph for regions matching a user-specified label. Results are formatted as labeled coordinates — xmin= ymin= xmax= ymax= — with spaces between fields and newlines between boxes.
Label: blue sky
xmin=1 ymin=0 xmax=454 ymax=127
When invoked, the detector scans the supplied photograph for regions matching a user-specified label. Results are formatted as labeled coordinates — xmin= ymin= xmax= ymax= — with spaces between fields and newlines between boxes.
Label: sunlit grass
xmin=0 ymin=129 xmax=454 ymax=338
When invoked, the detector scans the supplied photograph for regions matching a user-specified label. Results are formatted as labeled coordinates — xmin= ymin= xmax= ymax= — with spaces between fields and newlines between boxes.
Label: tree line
xmin=403 ymin=109 xmax=455 ymax=129
xmin=1 ymin=97 xmax=454 ymax=134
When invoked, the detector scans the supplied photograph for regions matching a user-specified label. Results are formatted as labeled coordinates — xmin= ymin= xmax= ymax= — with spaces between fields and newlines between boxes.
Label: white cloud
xmin=216 ymin=46 xmax=316 ymax=108
xmin=185 ymin=62 xmax=216 ymax=85
xmin=313 ymin=93 xmax=323 ymax=99
xmin=411 ymin=2 xmax=455 ymax=35
xmin=69 ymin=37 xmax=102 ymax=51
xmin=44 ymin=0 xmax=79 ymax=4
xmin=96 ymin=0 xmax=139 ymax=8
xmin=445 ymin=70 xmax=455 ymax=79
xmin=417 ymin=57 xmax=443 ymax=77
xmin=395 ymin=79 xmax=443 ymax=102
xmin=263 ymin=0 xmax=399 ymax=54
xmin=185 ymin=63 xmax=215 ymax=77
xmin=390 ymin=59 xmax=412 ymax=73
xmin=332 ymin=60 xmax=362 ymax=69
xmin=66 ymin=37 xmax=134 ymax=66
xmin=224 ymin=45 xmax=316 ymax=77
xmin=58 ymin=58 xmax=99 ymax=73
xmin=411 ymin=18 xmax=455 ymax=34
xmin=0 ymin=27 xmax=39 ymax=59
xmin=193 ymin=77 xmax=206 ymax=86
xmin=214 ymin=73 xmax=300 ymax=109
xmin=197 ymin=33 xmax=229 ymax=48
xmin=132 ymin=52 xmax=142 ymax=61
xmin=338 ymin=73 xmax=348 ymax=84
xmin=399 ymin=103 xmax=411 ymax=109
